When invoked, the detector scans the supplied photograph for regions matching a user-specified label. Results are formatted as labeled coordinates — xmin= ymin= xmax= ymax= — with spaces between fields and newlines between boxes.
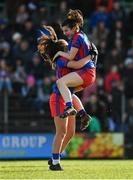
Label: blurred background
xmin=0 ymin=0 xmax=133 ymax=159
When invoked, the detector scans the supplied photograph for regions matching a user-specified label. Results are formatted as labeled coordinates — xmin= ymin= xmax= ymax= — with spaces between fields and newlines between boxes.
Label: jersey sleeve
xmin=71 ymin=34 xmax=83 ymax=48
xmin=57 ymin=58 xmax=69 ymax=68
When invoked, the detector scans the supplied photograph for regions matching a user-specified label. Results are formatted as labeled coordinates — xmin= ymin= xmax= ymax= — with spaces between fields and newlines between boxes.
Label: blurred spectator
xmin=123 ymin=57 xmax=133 ymax=99
xmin=91 ymin=20 xmax=109 ymax=46
xmin=97 ymin=40 xmax=107 ymax=75
xmin=84 ymin=93 xmax=108 ymax=131
xmin=0 ymin=59 xmax=13 ymax=94
xmin=111 ymin=80 xmax=126 ymax=131
xmin=105 ymin=65 xmax=121 ymax=94
xmin=12 ymin=32 xmax=22 ymax=44
xmin=127 ymin=98 xmax=133 ymax=133
xmin=108 ymin=19 xmax=127 ymax=49
xmin=54 ymin=0 xmax=67 ymax=23
xmin=12 ymin=59 xmax=27 ymax=94
xmin=36 ymin=76 xmax=52 ymax=113
xmin=38 ymin=76 xmax=52 ymax=102
xmin=89 ymin=3 xmax=110 ymax=31
xmin=110 ymin=0 xmax=126 ymax=25
xmin=21 ymin=74 xmax=36 ymax=97
xmin=0 ymin=41 xmax=12 ymax=65
xmin=16 ymin=4 xmax=29 ymax=24
xmin=104 ymin=47 xmax=124 ymax=72
xmin=96 ymin=0 xmax=113 ymax=12
xmin=12 ymin=32 xmax=22 ymax=61
xmin=21 ymin=74 xmax=39 ymax=110
xmin=32 ymin=5 xmax=49 ymax=26
xmin=27 ymin=1 xmax=38 ymax=11
xmin=22 ymin=19 xmax=36 ymax=45
xmin=13 ymin=39 xmax=33 ymax=64
xmin=13 ymin=59 xmax=27 ymax=83
xmin=0 ymin=18 xmax=9 ymax=41
xmin=26 ymin=54 xmax=44 ymax=86
xmin=127 ymin=40 xmax=133 ymax=57
xmin=40 ymin=76 xmax=52 ymax=102
xmin=127 ymin=7 xmax=133 ymax=38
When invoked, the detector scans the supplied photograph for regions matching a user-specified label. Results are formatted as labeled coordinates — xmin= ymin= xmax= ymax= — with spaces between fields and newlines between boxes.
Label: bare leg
xmin=73 ymin=94 xmax=91 ymax=131
xmin=72 ymin=94 xmax=85 ymax=111
xmin=56 ymin=72 xmax=83 ymax=104
xmin=60 ymin=94 xmax=85 ymax=152
xmin=60 ymin=115 xmax=76 ymax=153
xmin=52 ymin=116 xmax=68 ymax=153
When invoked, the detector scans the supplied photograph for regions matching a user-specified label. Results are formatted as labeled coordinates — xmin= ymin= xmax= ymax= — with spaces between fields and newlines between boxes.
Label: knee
xmin=56 ymin=79 xmax=61 ymax=88
xmin=56 ymin=78 xmax=64 ymax=88
xmin=56 ymin=127 xmax=67 ymax=139
xmin=61 ymin=126 xmax=67 ymax=137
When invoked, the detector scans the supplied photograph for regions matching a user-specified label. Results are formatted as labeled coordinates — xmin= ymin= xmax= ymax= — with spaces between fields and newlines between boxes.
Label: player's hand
xmin=53 ymin=51 xmax=61 ymax=62
xmin=90 ymin=43 xmax=98 ymax=64
xmin=52 ymin=63 xmax=56 ymax=70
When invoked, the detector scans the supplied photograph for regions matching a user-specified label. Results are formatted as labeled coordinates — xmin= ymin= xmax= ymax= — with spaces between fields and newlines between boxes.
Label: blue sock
xmin=52 ymin=153 xmax=60 ymax=165
xmin=52 ymin=153 xmax=60 ymax=160
xmin=79 ymin=109 xmax=86 ymax=117
xmin=66 ymin=102 xmax=72 ymax=108
xmin=51 ymin=153 xmax=61 ymax=159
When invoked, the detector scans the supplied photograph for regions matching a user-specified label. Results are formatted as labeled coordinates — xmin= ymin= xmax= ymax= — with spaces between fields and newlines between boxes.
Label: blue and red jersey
xmin=52 ymin=56 xmax=73 ymax=94
xmin=68 ymin=31 xmax=95 ymax=69
xmin=55 ymin=57 xmax=70 ymax=80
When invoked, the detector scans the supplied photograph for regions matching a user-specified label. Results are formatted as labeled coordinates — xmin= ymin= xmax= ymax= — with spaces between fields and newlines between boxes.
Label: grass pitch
xmin=0 ymin=160 xmax=133 ymax=179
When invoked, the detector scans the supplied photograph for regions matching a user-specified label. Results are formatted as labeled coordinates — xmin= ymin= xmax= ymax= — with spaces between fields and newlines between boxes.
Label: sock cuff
xmin=79 ymin=109 xmax=86 ymax=116
xmin=66 ymin=102 xmax=72 ymax=107
xmin=52 ymin=153 xmax=60 ymax=159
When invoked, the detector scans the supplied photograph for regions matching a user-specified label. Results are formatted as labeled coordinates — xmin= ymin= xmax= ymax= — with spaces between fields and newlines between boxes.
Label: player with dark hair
xmin=53 ymin=9 xmax=98 ymax=118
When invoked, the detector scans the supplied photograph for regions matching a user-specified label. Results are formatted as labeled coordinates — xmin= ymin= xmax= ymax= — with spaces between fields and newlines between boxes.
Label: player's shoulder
xmin=56 ymin=57 xmax=68 ymax=67
xmin=73 ymin=31 xmax=86 ymax=41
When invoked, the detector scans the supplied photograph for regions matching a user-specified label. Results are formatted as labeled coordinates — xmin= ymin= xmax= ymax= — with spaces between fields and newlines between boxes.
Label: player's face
xmin=62 ymin=26 xmax=75 ymax=39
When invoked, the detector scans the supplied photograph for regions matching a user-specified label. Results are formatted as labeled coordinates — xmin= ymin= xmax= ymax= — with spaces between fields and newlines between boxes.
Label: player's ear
xmin=72 ymin=25 xmax=79 ymax=33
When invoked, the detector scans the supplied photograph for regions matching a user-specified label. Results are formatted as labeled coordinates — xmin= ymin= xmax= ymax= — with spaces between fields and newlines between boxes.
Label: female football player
xmin=53 ymin=9 xmax=98 ymax=118
xmin=38 ymin=34 xmax=93 ymax=171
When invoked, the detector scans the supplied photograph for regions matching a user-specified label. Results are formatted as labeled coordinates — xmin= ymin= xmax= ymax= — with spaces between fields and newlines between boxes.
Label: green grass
xmin=0 ymin=160 xmax=133 ymax=179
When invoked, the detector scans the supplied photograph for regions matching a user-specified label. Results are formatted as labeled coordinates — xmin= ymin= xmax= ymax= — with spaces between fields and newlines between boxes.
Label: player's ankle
xmin=78 ymin=109 xmax=86 ymax=117
xmin=52 ymin=153 xmax=60 ymax=165
xmin=66 ymin=102 xmax=73 ymax=108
